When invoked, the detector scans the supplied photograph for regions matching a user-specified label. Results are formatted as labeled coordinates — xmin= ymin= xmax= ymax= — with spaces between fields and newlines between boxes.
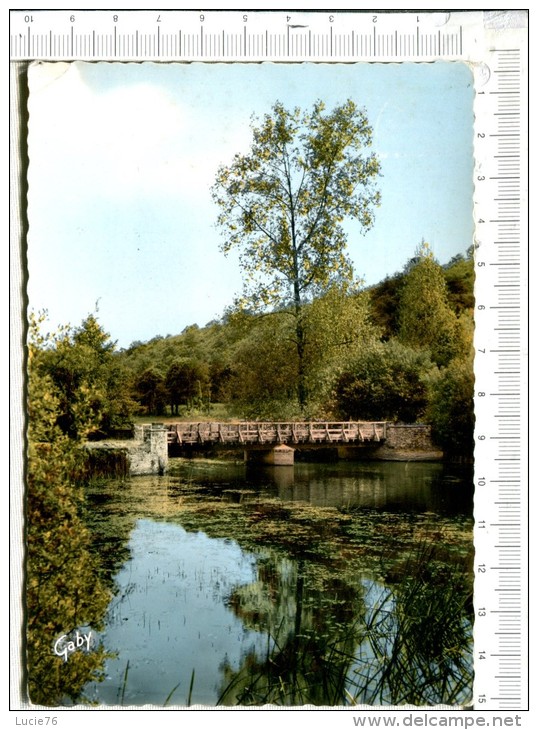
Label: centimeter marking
xmin=473 ymin=44 xmax=528 ymax=711
xmin=10 ymin=10 xmax=462 ymax=61
xmin=10 ymin=9 xmax=528 ymax=712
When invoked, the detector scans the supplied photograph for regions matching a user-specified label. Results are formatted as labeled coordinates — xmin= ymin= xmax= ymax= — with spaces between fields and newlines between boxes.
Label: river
xmin=83 ymin=458 xmax=474 ymax=708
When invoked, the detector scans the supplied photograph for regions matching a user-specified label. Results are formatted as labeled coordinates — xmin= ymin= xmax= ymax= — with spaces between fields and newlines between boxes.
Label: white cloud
xmin=28 ymin=62 xmax=252 ymax=207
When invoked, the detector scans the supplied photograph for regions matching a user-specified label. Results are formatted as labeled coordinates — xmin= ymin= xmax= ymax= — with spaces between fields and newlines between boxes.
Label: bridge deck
xmin=167 ymin=421 xmax=387 ymax=447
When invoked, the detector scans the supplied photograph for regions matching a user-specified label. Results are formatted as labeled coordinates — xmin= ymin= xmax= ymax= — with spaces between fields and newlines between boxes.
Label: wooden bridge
xmin=167 ymin=421 xmax=387 ymax=451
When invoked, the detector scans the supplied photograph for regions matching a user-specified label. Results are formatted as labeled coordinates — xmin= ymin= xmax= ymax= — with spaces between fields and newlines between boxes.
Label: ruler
xmin=10 ymin=10 xmax=463 ymax=61
xmin=10 ymin=9 xmax=528 ymax=712
xmin=472 ymin=38 xmax=528 ymax=712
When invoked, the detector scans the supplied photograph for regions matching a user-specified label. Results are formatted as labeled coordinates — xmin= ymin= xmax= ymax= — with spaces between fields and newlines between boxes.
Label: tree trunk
xmin=292 ymin=242 xmax=307 ymax=411
xmin=295 ymin=317 xmax=307 ymax=411
xmin=293 ymin=280 xmax=308 ymax=411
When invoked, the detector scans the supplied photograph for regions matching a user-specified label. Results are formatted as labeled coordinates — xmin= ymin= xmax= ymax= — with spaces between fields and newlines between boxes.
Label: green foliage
xmin=425 ymin=356 xmax=475 ymax=458
xmin=133 ymin=367 xmax=167 ymax=416
xmin=328 ymin=245 xmax=475 ymax=441
xmin=398 ymin=242 xmax=460 ymax=367
xmin=165 ymin=358 xmax=210 ymax=415
xmin=211 ymin=285 xmax=379 ymax=419
xmin=208 ymin=359 xmax=234 ymax=404
xmin=26 ymin=314 xmax=112 ymax=705
xmin=211 ymin=283 xmax=380 ymax=419
xmin=367 ymin=253 xmax=475 ymax=341
xmin=334 ymin=340 xmax=435 ymax=423
xmin=226 ymin=312 xmax=302 ymax=419
xmin=36 ymin=314 xmax=133 ymax=438
xmin=303 ymin=283 xmax=380 ymax=414
xmin=443 ymin=254 xmax=475 ymax=314
xmin=367 ymin=273 xmax=405 ymax=341
xmin=121 ymin=320 xmax=241 ymax=415
xmin=212 ymin=99 xmax=381 ymax=407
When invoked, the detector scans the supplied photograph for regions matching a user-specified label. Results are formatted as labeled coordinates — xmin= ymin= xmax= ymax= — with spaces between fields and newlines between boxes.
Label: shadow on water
xmin=243 ymin=460 xmax=473 ymax=515
xmin=82 ymin=458 xmax=474 ymax=707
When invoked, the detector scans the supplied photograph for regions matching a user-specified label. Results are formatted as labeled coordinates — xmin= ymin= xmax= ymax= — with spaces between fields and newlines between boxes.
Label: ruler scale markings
xmin=483 ymin=46 xmax=523 ymax=708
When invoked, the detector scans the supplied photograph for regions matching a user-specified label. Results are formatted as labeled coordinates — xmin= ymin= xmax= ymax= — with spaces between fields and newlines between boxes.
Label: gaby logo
xmin=53 ymin=630 xmax=93 ymax=662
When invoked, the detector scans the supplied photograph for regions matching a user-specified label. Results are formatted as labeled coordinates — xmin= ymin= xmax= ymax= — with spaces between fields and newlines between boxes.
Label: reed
xmin=187 ymin=668 xmax=196 ymax=707
xmin=163 ymin=680 xmax=182 ymax=707
xmin=119 ymin=660 xmax=130 ymax=706
xmin=218 ymin=542 xmax=473 ymax=707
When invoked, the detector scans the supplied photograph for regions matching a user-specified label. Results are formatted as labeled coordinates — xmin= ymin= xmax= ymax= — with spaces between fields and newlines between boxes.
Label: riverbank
xmin=85 ymin=423 xmax=168 ymax=476
xmin=85 ymin=422 xmax=446 ymax=477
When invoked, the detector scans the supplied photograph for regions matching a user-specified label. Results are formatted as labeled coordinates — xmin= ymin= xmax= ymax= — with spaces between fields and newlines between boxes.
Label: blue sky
xmin=27 ymin=60 xmax=475 ymax=348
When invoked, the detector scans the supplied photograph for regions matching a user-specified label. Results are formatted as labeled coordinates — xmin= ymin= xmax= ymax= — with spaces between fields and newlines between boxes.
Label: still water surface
xmin=84 ymin=458 xmax=473 ymax=707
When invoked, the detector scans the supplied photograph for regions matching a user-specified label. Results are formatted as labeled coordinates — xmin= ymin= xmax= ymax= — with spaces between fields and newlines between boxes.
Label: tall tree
xmin=398 ymin=241 xmax=460 ymax=367
xmin=212 ymin=99 xmax=381 ymax=408
xmin=134 ymin=367 xmax=167 ymax=416
xmin=165 ymin=358 xmax=210 ymax=415
xmin=38 ymin=314 xmax=133 ymax=439
xmin=26 ymin=314 xmax=111 ymax=704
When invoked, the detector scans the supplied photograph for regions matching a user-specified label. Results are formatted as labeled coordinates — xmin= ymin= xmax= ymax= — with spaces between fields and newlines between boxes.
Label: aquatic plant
xmin=349 ymin=544 xmax=473 ymax=706
xmin=217 ymin=543 xmax=473 ymax=707
xmin=79 ymin=460 xmax=473 ymax=707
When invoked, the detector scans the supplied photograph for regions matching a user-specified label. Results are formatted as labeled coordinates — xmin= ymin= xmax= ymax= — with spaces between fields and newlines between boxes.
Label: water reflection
xmin=180 ymin=459 xmax=473 ymax=515
xmin=84 ymin=459 xmax=473 ymax=707
xmin=86 ymin=520 xmax=269 ymax=706
xmin=219 ymin=553 xmax=367 ymax=706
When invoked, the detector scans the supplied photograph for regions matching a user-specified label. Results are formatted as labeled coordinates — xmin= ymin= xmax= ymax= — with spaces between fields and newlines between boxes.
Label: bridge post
xmin=244 ymin=444 xmax=295 ymax=466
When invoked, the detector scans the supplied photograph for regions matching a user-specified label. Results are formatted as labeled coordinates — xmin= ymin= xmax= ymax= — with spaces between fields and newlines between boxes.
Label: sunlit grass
xmin=132 ymin=403 xmax=236 ymax=425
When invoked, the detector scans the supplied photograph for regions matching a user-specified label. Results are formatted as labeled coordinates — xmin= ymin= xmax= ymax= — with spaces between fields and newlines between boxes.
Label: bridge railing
xmin=167 ymin=421 xmax=387 ymax=446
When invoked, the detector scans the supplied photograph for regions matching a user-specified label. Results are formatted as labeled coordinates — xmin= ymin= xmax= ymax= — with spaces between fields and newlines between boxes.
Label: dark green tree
xmin=334 ymin=340 xmax=435 ymax=423
xmin=212 ymin=99 xmax=381 ymax=409
xmin=425 ymin=356 xmax=475 ymax=458
xmin=134 ymin=367 xmax=168 ymax=416
xmin=165 ymin=359 xmax=210 ymax=415
xmin=367 ymin=273 xmax=405 ymax=341
xmin=443 ymin=253 xmax=475 ymax=314
xmin=208 ymin=359 xmax=234 ymax=404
